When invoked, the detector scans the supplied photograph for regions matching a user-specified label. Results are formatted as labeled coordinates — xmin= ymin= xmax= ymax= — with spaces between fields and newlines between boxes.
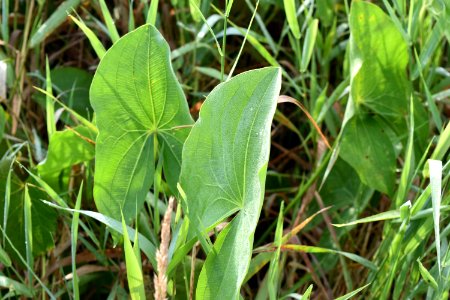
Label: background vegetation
xmin=0 ymin=0 xmax=449 ymax=299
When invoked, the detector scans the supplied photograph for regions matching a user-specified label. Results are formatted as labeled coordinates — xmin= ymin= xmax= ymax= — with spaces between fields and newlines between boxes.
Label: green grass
xmin=0 ymin=0 xmax=448 ymax=299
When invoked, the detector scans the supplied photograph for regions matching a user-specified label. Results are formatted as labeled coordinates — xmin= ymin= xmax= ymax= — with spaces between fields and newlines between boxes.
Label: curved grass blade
xmin=300 ymin=19 xmax=319 ymax=72
xmin=99 ymin=0 xmax=120 ymax=43
xmin=69 ymin=15 xmax=106 ymax=59
xmin=71 ymin=183 xmax=83 ymax=300
xmin=23 ymin=185 xmax=33 ymax=287
xmin=283 ymin=0 xmax=300 ymax=39
xmin=29 ymin=0 xmax=81 ymax=48
xmin=121 ymin=213 xmax=145 ymax=299
xmin=0 ymin=276 xmax=34 ymax=298
xmin=335 ymin=283 xmax=371 ymax=300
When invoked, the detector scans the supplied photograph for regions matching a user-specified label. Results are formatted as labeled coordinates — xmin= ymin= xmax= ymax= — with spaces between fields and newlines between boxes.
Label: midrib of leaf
xmin=146 ymin=31 xmax=157 ymax=127
xmin=132 ymin=36 xmax=153 ymax=126
xmin=227 ymin=88 xmax=244 ymax=200
xmin=112 ymin=53 xmax=149 ymax=129
xmin=241 ymin=76 xmax=272 ymax=208
xmin=158 ymin=132 xmax=182 ymax=165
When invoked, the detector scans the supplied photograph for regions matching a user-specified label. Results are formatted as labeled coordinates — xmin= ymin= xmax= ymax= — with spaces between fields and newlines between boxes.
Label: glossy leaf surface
xmin=340 ymin=116 xmax=396 ymax=195
xmin=349 ymin=1 xmax=409 ymax=120
xmin=38 ymin=126 xmax=95 ymax=177
xmin=90 ymin=25 xmax=193 ymax=223
xmin=180 ymin=67 xmax=282 ymax=299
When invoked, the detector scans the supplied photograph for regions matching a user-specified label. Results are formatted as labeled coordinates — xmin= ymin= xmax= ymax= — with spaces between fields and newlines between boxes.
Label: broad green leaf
xmin=38 ymin=126 xmax=95 ymax=177
xmin=0 ymin=159 xmax=58 ymax=263
xmin=340 ymin=116 xmax=396 ymax=195
xmin=34 ymin=67 xmax=94 ymax=122
xmin=51 ymin=67 xmax=93 ymax=119
xmin=349 ymin=1 xmax=409 ymax=120
xmin=90 ymin=24 xmax=193 ymax=224
xmin=180 ymin=67 xmax=282 ymax=299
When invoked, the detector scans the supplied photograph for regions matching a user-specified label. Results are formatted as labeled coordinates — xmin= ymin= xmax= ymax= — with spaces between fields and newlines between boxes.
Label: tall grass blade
xmin=71 ymin=182 xmax=83 ymax=300
xmin=0 ymin=56 xmax=6 ymax=102
xmin=301 ymin=284 xmax=313 ymax=299
xmin=147 ymin=0 xmax=159 ymax=26
xmin=45 ymin=57 xmax=56 ymax=138
xmin=121 ymin=212 xmax=145 ymax=300
xmin=128 ymin=0 xmax=135 ymax=31
xmin=29 ymin=0 xmax=81 ymax=48
xmin=283 ymin=0 xmax=301 ymax=39
xmin=99 ymin=0 xmax=120 ymax=43
xmin=0 ymin=224 xmax=54 ymax=298
xmin=417 ymin=259 xmax=438 ymax=290
xmin=23 ymin=185 xmax=33 ymax=288
xmin=300 ymin=19 xmax=319 ymax=72
xmin=0 ymin=245 xmax=11 ymax=267
xmin=268 ymin=202 xmax=284 ymax=299
xmin=228 ymin=0 xmax=259 ymax=79
xmin=0 ymin=276 xmax=34 ymax=297
xmin=335 ymin=283 xmax=370 ymax=300
xmin=42 ymin=200 xmax=157 ymax=268
xmin=69 ymin=15 xmax=106 ymax=59
xmin=33 ymin=86 xmax=97 ymax=133
xmin=189 ymin=0 xmax=202 ymax=22
xmin=3 ymin=160 xmax=13 ymax=246
xmin=1 ymin=0 xmax=9 ymax=43
xmin=395 ymin=96 xmax=415 ymax=207
xmin=431 ymin=122 xmax=450 ymax=161
xmin=429 ymin=159 xmax=443 ymax=275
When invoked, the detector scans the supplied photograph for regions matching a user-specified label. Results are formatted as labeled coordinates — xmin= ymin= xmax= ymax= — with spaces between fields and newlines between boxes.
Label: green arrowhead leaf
xmin=340 ymin=1 xmax=429 ymax=195
xmin=349 ymin=1 xmax=410 ymax=120
xmin=340 ymin=116 xmax=396 ymax=195
xmin=0 ymin=159 xmax=58 ymax=263
xmin=180 ymin=67 xmax=282 ymax=299
xmin=38 ymin=126 xmax=95 ymax=177
xmin=90 ymin=24 xmax=193 ymax=224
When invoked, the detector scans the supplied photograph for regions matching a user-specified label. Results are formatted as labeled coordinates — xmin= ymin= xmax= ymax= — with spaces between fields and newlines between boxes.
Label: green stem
xmin=221 ymin=0 xmax=228 ymax=82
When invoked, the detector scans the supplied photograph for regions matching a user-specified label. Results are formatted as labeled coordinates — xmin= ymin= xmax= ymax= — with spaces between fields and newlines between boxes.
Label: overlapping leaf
xmin=180 ymin=67 xmax=282 ymax=299
xmin=340 ymin=1 xmax=428 ymax=195
xmin=90 ymin=25 xmax=193 ymax=224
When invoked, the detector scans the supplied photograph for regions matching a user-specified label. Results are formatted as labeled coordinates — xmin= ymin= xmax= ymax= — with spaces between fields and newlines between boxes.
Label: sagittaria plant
xmin=90 ymin=24 xmax=281 ymax=298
